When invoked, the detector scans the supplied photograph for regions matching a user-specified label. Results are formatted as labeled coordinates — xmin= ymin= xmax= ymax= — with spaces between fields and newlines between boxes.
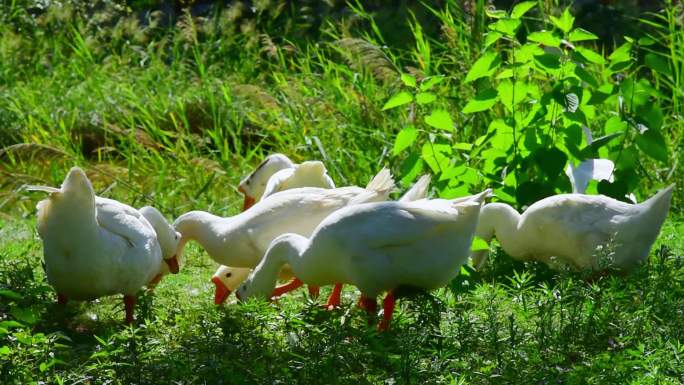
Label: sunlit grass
xmin=1 ymin=1 xmax=683 ymax=383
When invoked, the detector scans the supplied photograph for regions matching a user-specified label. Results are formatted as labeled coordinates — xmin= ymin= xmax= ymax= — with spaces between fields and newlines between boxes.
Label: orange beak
xmin=211 ymin=276 xmax=231 ymax=305
xmin=238 ymin=185 xmax=255 ymax=211
xmin=164 ymin=255 xmax=179 ymax=274
xmin=242 ymin=196 xmax=255 ymax=211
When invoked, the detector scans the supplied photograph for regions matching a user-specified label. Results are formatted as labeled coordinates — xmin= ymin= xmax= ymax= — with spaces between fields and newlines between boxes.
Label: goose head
xmin=235 ymin=233 xmax=307 ymax=301
xmin=61 ymin=167 xmax=96 ymax=205
xmin=238 ymin=154 xmax=294 ymax=210
xmin=210 ymin=266 xmax=251 ymax=305
xmin=139 ymin=206 xmax=182 ymax=274
xmin=471 ymin=202 xmax=521 ymax=269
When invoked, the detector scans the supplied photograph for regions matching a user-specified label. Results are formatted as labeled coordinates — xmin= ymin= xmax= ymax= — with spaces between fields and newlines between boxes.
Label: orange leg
xmin=358 ymin=293 xmax=377 ymax=325
xmin=378 ymin=291 xmax=396 ymax=331
xmin=325 ymin=283 xmax=343 ymax=310
xmin=124 ymin=295 xmax=136 ymax=325
xmin=148 ymin=273 xmax=163 ymax=286
xmin=57 ymin=293 xmax=68 ymax=305
xmin=307 ymin=285 xmax=320 ymax=299
xmin=272 ymin=278 xmax=304 ymax=298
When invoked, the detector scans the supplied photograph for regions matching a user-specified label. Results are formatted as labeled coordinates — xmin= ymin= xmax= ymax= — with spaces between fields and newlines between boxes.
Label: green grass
xmin=1 ymin=217 xmax=683 ymax=384
xmin=1 ymin=1 xmax=684 ymax=383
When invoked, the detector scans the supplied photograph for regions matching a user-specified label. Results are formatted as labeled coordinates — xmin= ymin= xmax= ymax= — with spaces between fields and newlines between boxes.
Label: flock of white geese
xmin=27 ymin=154 xmax=674 ymax=330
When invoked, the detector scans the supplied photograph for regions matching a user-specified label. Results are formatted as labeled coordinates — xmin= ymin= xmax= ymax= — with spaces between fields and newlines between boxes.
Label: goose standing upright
xmin=236 ymin=189 xmax=490 ymax=330
xmin=27 ymin=167 xmax=177 ymax=323
xmin=472 ymin=185 xmax=674 ymax=272
xmin=261 ymin=161 xmax=335 ymax=201
xmin=238 ymin=154 xmax=335 ymax=211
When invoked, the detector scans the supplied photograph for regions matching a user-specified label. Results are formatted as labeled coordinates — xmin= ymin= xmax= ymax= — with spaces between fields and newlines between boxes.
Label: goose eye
xmin=226 ymin=272 xmax=232 ymax=278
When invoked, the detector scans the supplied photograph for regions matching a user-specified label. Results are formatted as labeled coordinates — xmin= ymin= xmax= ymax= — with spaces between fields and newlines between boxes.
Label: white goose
xmin=210 ymin=174 xmax=432 ymax=306
xmin=261 ymin=161 xmax=335 ymax=201
xmin=238 ymin=154 xmax=335 ymax=210
xmin=211 ymin=265 xmax=295 ymax=304
xmin=175 ymin=168 xmax=395 ymax=305
xmin=236 ymin=189 xmax=490 ymax=330
xmin=27 ymin=167 xmax=178 ymax=323
xmin=472 ymin=185 xmax=674 ymax=272
xmin=565 ymin=126 xmax=616 ymax=194
xmin=139 ymin=206 xmax=182 ymax=285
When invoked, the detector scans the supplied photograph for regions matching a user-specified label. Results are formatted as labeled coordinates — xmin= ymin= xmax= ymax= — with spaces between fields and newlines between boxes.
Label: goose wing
xmin=95 ymin=197 xmax=157 ymax=248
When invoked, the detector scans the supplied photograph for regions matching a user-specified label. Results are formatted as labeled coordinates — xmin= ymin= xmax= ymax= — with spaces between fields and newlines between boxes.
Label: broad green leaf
xmin=424 ymin=109 xmax=454 ymax=131
xmin=440 ymin=184 xmax=471 ymax=199
xmin=496 ymin=69 xmax=514 ymax=79
xmin=0 ymin=346 xmax=11 ymax=356
xmin=497 ymin=80 xmax=527 ymax=111
xmin=609 ymin=42 xmax=632 ymax=64
xmin=421 ymin=142 xmax=452 ymax=173
xmin=534 ymin=53 xmax=561 ymax=75
xmin=574 ymin=65 xmax=599 ymax=87
xmin=582 ymin=132 xmax=623 ymax=158
xmin=462 ymin=88 xmax=499 ymax=114
xmin=527 ymin=31 xmax=561 ymax=47
xmin=400 ymin=152 xmax=423 ymax=185
xmin=620 ymin=78 xmax=653 ymax=108
xmin=471 ymin=236 xmax=490 ymax=251
xmin=597 ymin=179 xmax=630 ymax=202
xmin=568 ymin=28 xmax=598 ymax=41
xmin=550 ymin=7 xmax=575 ymax=33
xmin=9 ymin=307 xmax=39 ymax=325
xmin=636 ymin=103 xmax=663 ymax=131
xmin=0 ymin=289 xmax=22 ymax=300
xmin=392 ymin=126 xmax=418 ymax=156
xmin=534 ymin=147 xmax=567 ymax=177
xmin=465 ymin=51 xmax=501 ymax=83
xmin=382 ymin=91 xmax=413 ymax=110
xmin=587 ymin=84 xmax=615 ymax=105
xmin=515 ymin=43 xmax=545 ymax=63
xmin=400 ymin=73 xmax=416 ymax=88
xmin=636 ymin=128 xmax=668 ymax=163
xmin=638 ymin=37 xmax=655 ymax=46
xmin=453 ymin=142 xmax=473 ymax=151
xmin=516 ymin=181 xmax=555 ymax=207
xmin=416 ymin=92 xmax=437 ymax=105
xmin=485 ymin=8 xmax=507 ymax=19
xmin=574 ymin=47 xmax=606 ymax=65
xmin=484 ymin=32 xmax=503 ymax=48
xmin=0 ymin=320 xmax=24 ymax=329
xmin=604 ymin=116 xmax=628 ymax=134
xmin=511 ymin=1 xmax=536 ymax=19
xmin=420 ymin=76 xmax=445 ymax=91
xmin=644 ymin=53 xmax=672 ymax=77
xmin=489 ymin=18 xmax=521 ymax=36
xmin=440 ymin=164 xmax=465 ymax=181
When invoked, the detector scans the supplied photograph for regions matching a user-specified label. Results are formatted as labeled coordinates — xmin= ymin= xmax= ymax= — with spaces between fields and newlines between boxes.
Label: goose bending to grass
xmin=210 ymin=174 xmax=432 ymax=307
xmin=139 ymin=206 xmax=182 ymax=285
xmin=211 ymin=265 xmax=295 ymax=304
xmin=236 ymin=189 xmax=490 ymax=331
xmin=472 ymin=185 xmax=674 ymax=272
xmin=176 ymin=168 xmax=395 ymax=303
xmin=26 ymin=167 xmax=179 ymax=323
xmin=238 ymin=154 xmax=335 ymax=211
